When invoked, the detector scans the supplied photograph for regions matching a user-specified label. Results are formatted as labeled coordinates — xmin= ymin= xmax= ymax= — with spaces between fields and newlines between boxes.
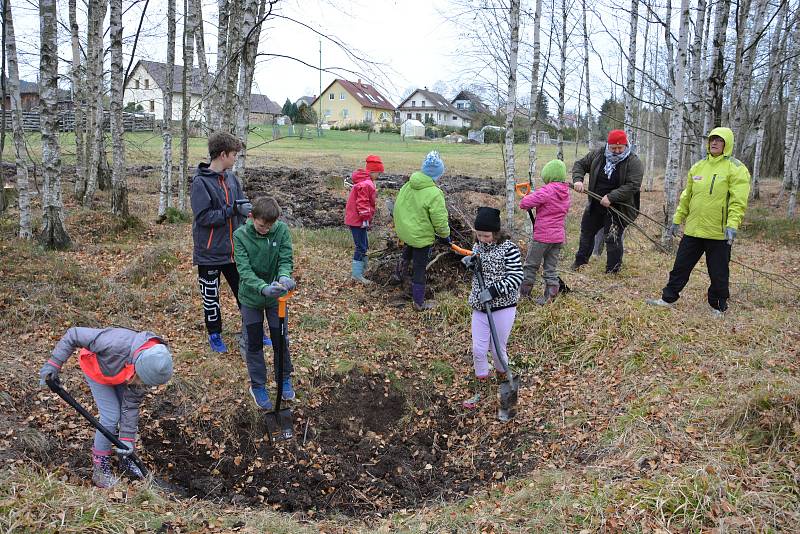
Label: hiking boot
xmin=710 ymin=307 xmax=725 ymax=319
xmin=535 ymin=284 xmax=559 ymax=305
xmin=120 ymin=456 xmax=144 ymax=479
xmin=520 ymin=282 xmax=534 ymax=298
xmin=92 ymin=453 xmax=117 ymax=488
xmin=645 ymin=298 xmax=673 ymax=308
xmin=570 ymin=261 xmax=586 ymax=272
xmin=208 ymin=332 xmax=228 ymax=353
xmin=351 ymin=259 xmax=372 ymax=284
xmin=281 ymin=377 xmax=296 ymax=401
xmin=413 ymin=300 xmax=436 ymax=311
xmin=497 ymin=408 xmax=512 ymax=423
xmin=249 ymin=386 xmax=273 ymax=410
xmin=411 ymin=283 xmax=435 ymax=311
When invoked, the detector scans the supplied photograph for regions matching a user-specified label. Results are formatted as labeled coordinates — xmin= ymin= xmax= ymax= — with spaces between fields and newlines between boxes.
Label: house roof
xmin=295 ymin=96 xmax=314 ymax=107
xmin=132 ymin=60 xmax=208 ymax=95
xmin=17 ymin=80 xmax=72 ymax=101
xmin=398 ymin=88 xmax=471 ymax=119
xmin=451 ymin=90 xmax=491 ymax=115
xmin=313 ymin=79 xmax=395 ymax=111
xmin=250 ymin=94 xmax=282 ymax=115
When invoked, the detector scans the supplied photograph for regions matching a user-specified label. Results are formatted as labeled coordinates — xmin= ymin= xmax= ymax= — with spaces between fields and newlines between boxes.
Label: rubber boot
xmin=120 ymin=456 xmax=144 ymax=479
xmin=92 ymin=452 xmax=117 ymax=488
xmin=520 ymin=282 xmax=534 ymax=298
xmin=351 ymin=259 xmax=372 ymax=284
xmin=535 ymin=283 xmax=559 ymax=305
xmin=390 ymin=257 xmax=409 ymax=286
xmin=412 ymin=283 xmax=435 ymax=311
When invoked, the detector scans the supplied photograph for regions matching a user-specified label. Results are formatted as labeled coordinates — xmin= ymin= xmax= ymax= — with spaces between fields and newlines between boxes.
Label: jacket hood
xmin=194 ymin=161 xmax=228 ymax=179
xmin=243 ymin=217 xmax=274 ymax=238
xmin=351 ymin=168 xmax=371 ymax=184
xmin=408 ymin=171 xmax=437 ymax=190
xmin=707 ymin=127 xmax=734 ymax=158
xmin=550 ymin=180 xmax=570 ymax=199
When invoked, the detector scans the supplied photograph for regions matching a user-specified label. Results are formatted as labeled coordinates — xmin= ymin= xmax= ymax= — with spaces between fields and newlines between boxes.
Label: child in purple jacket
xmin=519 ymin=159 xmax=571 ymax=304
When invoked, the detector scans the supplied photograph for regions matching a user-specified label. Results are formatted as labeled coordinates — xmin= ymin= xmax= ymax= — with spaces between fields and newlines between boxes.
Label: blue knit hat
xmin=135 ymin=344 xmax=174 ymax=386
xmin=421 ymin=151 xmax=445 ymax=181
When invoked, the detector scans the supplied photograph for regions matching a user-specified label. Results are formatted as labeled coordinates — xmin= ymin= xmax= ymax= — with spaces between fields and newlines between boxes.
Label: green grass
xmin=742 ymin=207 xmax=800 ymax=244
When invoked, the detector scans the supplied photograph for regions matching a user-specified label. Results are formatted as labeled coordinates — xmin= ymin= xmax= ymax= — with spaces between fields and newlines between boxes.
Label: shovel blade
xmin=265 ymin=408 xmax=294 ymax=442
xmin=497 ymin=376 xmax=520 ymax=422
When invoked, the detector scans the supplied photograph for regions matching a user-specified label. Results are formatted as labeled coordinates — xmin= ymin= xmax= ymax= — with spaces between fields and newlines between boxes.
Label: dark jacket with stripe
xmin=191 ymin=163 xmax=247 ymax=266
xmin=571 ymin=149 xmax=644 ymax=223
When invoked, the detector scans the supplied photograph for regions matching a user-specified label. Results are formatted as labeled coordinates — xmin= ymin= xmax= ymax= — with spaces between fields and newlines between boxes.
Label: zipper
xmin=709 ymin=174 xmax=717 ymax=195
xmin=206 ymin=228 xmax=214 ymax=249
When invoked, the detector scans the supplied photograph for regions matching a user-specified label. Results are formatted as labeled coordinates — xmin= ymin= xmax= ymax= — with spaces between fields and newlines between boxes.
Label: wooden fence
xmin=1 ymin=110 xmax=156 ymax=132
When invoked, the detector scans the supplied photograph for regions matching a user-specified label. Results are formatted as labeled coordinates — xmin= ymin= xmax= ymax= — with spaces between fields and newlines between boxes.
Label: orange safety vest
xmin=78 ymin=338 xmax=160 ymax=385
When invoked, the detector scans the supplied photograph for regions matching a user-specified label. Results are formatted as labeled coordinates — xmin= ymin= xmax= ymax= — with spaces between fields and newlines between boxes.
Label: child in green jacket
xmin=233 ymin=196 xmax=297 ymax=409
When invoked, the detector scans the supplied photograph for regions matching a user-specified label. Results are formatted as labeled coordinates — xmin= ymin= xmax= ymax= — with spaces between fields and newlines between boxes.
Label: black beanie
xmin=474 ymin=207 xmax=501 ymax=232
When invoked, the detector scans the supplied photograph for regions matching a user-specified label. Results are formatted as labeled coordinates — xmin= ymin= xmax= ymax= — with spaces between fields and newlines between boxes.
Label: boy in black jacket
xmin=191 ymin=132 xmax=253 ymax=352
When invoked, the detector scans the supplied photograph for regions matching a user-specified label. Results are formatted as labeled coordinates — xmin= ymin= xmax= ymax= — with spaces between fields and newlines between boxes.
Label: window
xmin=134 ymin=79 xmax=140 ymax=89
xmin=453 ymin=116 xmax=458 ymax=120
xmin=325 ymin=109 xmax=331 ymax=117
xmin=364 ymin=110 xmax=373 ymax=122
xmin=379 ymin=112 xmax=388 ymax=121
xmin=329 ymin=93 xmax=335 ymax=100
xmin=342 ymin=109 xmax=349 ymax=118
xmin=407 ymin=113 xmax=412 ymax=119
xmin=416 ymin=113 xmax=421 ymax=120
xmin=411 ymin=100 xmax=415 ymax=107
xmin=421 ymin=100 xmax=426 ymax=107
xmin=456 ymin=102 xmax=463 ymax=109
xmin=149 ymin=100 xmax=154 ymax=112
xmin=340 ymin=93 xmax=346 ymax=100
xmin=438 ymin=113 xmax=442 ymax=120
xmin=144 ymin=79 xmax=149 ymax=89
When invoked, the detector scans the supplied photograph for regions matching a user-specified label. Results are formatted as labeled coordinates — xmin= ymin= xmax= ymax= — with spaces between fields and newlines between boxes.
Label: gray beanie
xmin=135 ymin=344 xmax=174 ymax=386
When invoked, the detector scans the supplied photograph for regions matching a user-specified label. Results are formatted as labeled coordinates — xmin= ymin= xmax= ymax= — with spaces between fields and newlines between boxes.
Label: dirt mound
xmin=136 ymin=372 xmax=545 ymax=515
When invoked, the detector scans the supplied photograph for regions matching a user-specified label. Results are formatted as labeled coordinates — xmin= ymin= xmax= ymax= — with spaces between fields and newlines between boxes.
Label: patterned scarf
xmin=603 ymin=143 xmax=632 ymax=180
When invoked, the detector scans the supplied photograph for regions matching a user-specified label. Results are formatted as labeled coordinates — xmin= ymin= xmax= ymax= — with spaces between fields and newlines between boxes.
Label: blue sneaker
xmin=249 ymin=386 xmax=273 ymax=410
xmin=281 ymin=378 xmax=296 ymax=401
xmin=209 ymin=333 xmax=228 ymax=353
xmin=263 ymin=335 xmax=272 ymax=346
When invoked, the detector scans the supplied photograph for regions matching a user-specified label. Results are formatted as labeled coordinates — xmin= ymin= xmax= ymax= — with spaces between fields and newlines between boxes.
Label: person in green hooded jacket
xmin=233 ymin=196 xmax=297 ymax=409
xmin=392 ymin=151 xmax=451 ymax=310
xmin=647 ymin=127 xmax=750 ymax=315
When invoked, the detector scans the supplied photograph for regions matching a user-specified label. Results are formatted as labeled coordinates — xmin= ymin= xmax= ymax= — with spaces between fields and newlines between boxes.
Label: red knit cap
xmin=607 ymin=129 xmax=628 ymax=145
xmin=365 ymin=155 xmax=384 ymax=173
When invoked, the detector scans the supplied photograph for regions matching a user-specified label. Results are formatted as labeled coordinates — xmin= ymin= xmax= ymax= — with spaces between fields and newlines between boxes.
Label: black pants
xmin=402 ymin=245 xmax=432 ymax=285
xmin=574 ymin=203 xmax=627 ymax=273
xmin=661 ymin=235 xmax=731 ymax=311
xmin=198 ymin=263 xmax=241 ymax=334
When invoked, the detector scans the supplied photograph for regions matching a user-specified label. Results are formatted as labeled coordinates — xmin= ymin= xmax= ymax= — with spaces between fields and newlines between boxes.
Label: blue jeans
xmin=350 ymin=226 xmax=368 ymax=261
xmin=241 ymin=305 xmax=293 ymax=387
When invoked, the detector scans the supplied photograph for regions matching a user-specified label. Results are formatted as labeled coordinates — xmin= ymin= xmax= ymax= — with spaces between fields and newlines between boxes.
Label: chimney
xmin=357 ymin=79 xmax=361 ymax=84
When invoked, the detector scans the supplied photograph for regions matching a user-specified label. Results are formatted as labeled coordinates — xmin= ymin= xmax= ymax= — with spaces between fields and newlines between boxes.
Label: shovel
xmin=264 ymin=292 xmax=294 ymax=443
xmin=451 ymin=245 xmax=520 ymax=422
xmin=46 ymin=376 xmax=150 ymax=477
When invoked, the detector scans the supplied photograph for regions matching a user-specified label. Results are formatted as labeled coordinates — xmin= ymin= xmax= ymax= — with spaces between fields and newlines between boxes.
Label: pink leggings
xmin=471 ymin=307 xmax=516 ymax=378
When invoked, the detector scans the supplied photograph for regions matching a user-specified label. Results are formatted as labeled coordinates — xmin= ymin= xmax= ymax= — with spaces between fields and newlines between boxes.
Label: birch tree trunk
xmin=194 ymin=0 xmax=211 ymax=127
xmin=645 ymin=28 xmax=660 ymax=191
xmin=83 ymin=0 xmax=107 ymax=207
xmin=4 ymin=0 xmax=31 ymax=238
xmin=179 ymin=0 xmax=195 ymax=211
xmin=635 ymin=5 xmax=650 ymax=144
xmin=662 ymin=0 xmax=691 ymax=246
xmin=503 ymin=0 xmax=521 ymax=233
xmin=556 ymin=0 xmax=567 ymax=160
xmin=68 ymin=0 xmax=86 ymax=198
xmin=527 ymin=0 xmax=544 ymax=182
xmin=704 ymin=0 xmax=730 ymax=132
xmin=782 ymin=21 xmax=800 ymax=195
xmin=212 ymin=0 xmax=229 ymax=130
xmin=687 ymin=0 xmax=707 ymax=158
xmin=159 ymin=0 xmax=176 ymax=218
xmin=109 ymin=0 xmax=127 ymax=216
xmin=38 ymin=0 xmax=71 ymax=249
xmin=233 ymin=0 xmax=261 ymax=178
xmin=582 ymin=0 xmax=593 ymax=147
xmin=624 ymin=0 xmax=638 ymax=144
xmin=222 ymin=1 xmax=244 ymax=132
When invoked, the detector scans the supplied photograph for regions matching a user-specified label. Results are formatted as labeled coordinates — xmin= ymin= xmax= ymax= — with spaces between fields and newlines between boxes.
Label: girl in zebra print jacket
xmin=463 ymin=207 xmax=524 ymax=409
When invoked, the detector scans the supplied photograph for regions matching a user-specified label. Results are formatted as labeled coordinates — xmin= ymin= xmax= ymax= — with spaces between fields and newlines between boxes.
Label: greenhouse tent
xmin=401 ymin=119 xmax=425 ymax=139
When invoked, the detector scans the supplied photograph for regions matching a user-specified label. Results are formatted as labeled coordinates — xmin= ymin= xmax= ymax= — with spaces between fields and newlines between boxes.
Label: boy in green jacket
xmin=233 ymin=196 xmax=297 ymax=409
xmin=392 ymin=151 xmax=451 ymax=310
xmin=647 ymin=127 xmax=750 ymax=316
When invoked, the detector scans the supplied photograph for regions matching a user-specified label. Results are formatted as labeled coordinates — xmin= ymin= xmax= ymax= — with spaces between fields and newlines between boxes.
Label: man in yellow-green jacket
xmin=647 ymin=127 xmax=750 ymax=315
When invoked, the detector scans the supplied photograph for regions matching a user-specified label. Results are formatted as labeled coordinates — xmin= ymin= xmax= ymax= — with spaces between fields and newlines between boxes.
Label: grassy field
xmin=1 ymin=132 xmax=799 ymax=533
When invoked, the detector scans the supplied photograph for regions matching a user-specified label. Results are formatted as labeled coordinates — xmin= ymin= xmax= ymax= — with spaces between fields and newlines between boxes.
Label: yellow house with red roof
xmin=310 ymin=79 xmax=395 ymax=126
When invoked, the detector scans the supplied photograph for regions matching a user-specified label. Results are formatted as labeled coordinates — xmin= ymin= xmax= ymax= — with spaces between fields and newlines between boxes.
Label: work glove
xmin=724 ymin=227 xmax=736 ymax=245
xmin=38 ymin=361 xmax=60 ymax=387
xmin=278 ymin=276 xmax=296 ymax=292
xmin=670 ymin=223 xmax=681 ymax=237
xmin=114 ymin=440 xmax=134 ymax=457
xmin=261 ymin=281 xmax=287 ymax=298
xmin=236 ymin=201 xmax=253 ymax=218
xmin=436 ymin=235 xmax=452 ymax=246
xmin=361 ymin=220 xmax=370 ymax=229
xmin=461 ymin=255 xmax=477 ymax=270
xmin=478 ymin=288 xmax=493 ymax=304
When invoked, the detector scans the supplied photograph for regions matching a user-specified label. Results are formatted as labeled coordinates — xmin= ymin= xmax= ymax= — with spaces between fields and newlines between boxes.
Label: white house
xmin=396 ymin=88 xmax=472 ymax=128
xmin=451 ymin=90 xmax=491 ymax=118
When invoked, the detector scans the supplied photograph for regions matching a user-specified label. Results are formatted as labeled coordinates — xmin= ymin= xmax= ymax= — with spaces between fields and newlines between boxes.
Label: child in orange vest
xmin=39 ymin=327 xmax=174 ymax=488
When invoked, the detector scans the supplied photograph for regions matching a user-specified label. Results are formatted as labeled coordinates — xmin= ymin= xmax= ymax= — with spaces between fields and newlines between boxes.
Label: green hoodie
xmin=393 ymin=171 xmax=451 ymax=248
xmin=674 ymin=127 xmax=751 ymax=240
xmin=233 ymin=219 xmax=294 ymax=309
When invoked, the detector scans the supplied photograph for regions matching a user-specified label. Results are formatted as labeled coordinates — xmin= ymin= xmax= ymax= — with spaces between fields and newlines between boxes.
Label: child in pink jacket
xmin=519 ymin=159 xmax=571 ymax=304
xmin=345 ymin=155 xmax=382 ymax=283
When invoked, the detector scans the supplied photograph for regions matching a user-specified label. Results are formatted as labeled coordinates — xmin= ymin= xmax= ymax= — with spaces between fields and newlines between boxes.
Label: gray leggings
xmin=85 ymin=376 xmax=126 ymax=453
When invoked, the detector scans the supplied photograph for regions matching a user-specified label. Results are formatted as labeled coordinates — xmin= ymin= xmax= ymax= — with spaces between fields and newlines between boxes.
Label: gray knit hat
xmin=135 ymin=344 xmax=174 ymax=386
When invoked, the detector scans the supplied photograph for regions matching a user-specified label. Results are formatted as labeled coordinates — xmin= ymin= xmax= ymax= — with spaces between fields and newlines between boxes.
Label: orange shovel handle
xmin=515 ymin=182 xmax=531 ymax=198
xmin=450 ymin=244 xmax=474 ymax=257
xmin=277 ymin=291 xmax=294 ymax=318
